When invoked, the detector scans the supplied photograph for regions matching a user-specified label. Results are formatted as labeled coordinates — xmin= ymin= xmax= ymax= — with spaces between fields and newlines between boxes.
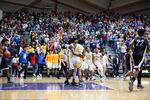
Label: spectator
xmin=18 ymin=47 xmax=28 ymax=79
xmin=12 ymin=54 xmax=19 ymax=77
xmin=37 ymin=51 xmax=45 ymax=77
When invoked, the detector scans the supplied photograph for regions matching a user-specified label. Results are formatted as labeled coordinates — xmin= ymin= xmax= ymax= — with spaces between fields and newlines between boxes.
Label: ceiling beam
xmin=110 ymin=0 xmax=149 ymax=11
xmin=50 ymin=0 xmax=89 ymax=13
xmin=125 ymin=7 xmax=150 ymax=14
xmin=79 ymin=0 xmax=106 ymax=11
xmin=19 ymin=0 xmax=42 ymax=11
xmin=0 ymin=0 xmax=43 ymax=10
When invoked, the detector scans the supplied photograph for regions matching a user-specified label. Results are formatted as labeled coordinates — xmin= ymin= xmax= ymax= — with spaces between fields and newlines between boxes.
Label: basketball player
xmin=0 ymin=38 xmax=12 ymax=83
xmin=80 ymin=55 xmax=89 ymax=80
xmin=71 ymin=39 xmax=85 ymax=85
xmin=0 ymin=50 xmax=12 ymax=83
xmin=128 ymin=29 xmax=149 ymax=91
xmin=64 ymin=39 xmax=85 ymax=86
xmin=93 ymin=48 xmax=104 ymax=81
xmin=85 ymin=47 xmax=95 ymax=80
xmin=64 ymin=44 xmax=74 ymax=85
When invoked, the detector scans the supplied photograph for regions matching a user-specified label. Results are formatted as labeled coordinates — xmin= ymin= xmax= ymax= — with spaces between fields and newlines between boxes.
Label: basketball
xmin=4 ymin=50 xmax=11 ymax=58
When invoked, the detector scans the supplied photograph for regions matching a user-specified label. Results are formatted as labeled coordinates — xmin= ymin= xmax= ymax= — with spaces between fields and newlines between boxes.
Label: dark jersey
xmin=0 ymin=57 xmax=9 ymax=70
xmin=133 ymin=37 xmax=148 ymax=56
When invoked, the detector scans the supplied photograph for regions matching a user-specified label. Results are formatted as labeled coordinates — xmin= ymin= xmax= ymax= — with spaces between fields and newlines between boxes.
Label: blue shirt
xmin=38 ymin=53 xmax=45 ymax=64
xmin=19 ymin=51 xmax=28 ymax=63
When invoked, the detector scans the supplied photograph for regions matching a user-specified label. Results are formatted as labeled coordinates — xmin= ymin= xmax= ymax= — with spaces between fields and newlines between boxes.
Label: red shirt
xmin=30 ymin=55 xmax=37 ymax=65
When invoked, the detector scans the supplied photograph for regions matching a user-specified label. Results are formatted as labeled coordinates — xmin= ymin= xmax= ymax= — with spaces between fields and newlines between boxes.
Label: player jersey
xmin=93 ymin=53 xmax=102 ymax=61
xmin=74 ymin=44 xmax=84 ymax=55
xmin=85 ymin=52 xmax=93 ymax=61
xmin=133 ymin=37 xmax=149 ymax=55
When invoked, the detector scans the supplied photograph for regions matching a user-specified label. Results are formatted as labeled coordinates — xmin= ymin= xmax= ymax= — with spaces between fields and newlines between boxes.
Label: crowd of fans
xmin=0 ymin=11 xmax=150 ymax=79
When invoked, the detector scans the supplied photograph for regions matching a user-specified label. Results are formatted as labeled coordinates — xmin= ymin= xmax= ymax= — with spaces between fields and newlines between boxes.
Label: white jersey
xmin=102 ymin=55 xmax=108 ymax=67
xmin=72 ymin=43 xmax=84 ymax=68
xmin=93 ymin=53 xmax=102 ymax=62
xmin=84 ymin=52 xmax=95 ymax=70
xmin=93 ymin=53 xmax=103 ymax=70
xmin=67 ymin=48 xmax=74 ymax=69
xmin=74 ymin=44 xmax=84 ymax=55
xmin=85 ymin=52 xmax=93 ymax=61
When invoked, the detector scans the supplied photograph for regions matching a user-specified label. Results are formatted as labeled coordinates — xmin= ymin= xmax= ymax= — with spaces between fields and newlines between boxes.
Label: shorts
xmin=86 ymin=60 xmax=95 ymax=71
xmin=47 ymin=62 xmax=52 ymax=69
xmin=81 ymin=61 xmax=88 ymax=70
xmin=94 ymin=61 xmax=103 ymax=70
xmin=133 ymin=54 xmax=144 ymax=67
xmin=53 ymin=64 xmax=59 ymax=68
xmin=72 ymin=56 xmax=82 ymax=69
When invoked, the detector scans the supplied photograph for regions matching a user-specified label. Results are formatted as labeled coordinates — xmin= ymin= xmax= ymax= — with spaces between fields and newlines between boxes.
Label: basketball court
xmin=0 ymin=77 xmax=150 ymax=100
xmin=0 ymin=0 xmax=150 ymax=100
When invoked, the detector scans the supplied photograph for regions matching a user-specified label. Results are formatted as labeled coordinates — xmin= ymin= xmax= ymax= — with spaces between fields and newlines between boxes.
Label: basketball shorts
xmin=133 ymin=54 xmax=144 ymax=68
xmin=94 ymin=61 xmax=103 ymax=70
xmin=86 ymin=60 xmax=95 ymax=71
xmin=72 ymin=56 xmax=82 ymax=69
xmin=81 ymin=61 xmax=88 ymax=70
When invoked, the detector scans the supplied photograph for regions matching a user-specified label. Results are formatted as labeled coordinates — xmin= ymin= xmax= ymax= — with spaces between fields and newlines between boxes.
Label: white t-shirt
xmin=12 ymin=57 xmax=19 ymax=63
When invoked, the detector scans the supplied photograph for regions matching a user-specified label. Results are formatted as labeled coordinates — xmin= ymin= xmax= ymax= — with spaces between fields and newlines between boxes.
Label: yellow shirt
xmin=52 ymin=54 xmax=59 ymax=64
xmin=41 ymin=45 xmax=47 ymax=54
xmin=45 ymin=54 xmax=53 ymax=63
xmin=27 ymin=47 xmax=34 ymax=53
xmin=58 ymin=52 xmax=62 ymax=61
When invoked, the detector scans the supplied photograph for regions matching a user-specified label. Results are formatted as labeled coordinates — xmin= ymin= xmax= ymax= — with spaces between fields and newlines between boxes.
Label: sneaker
xmin=64 ymin=80 xmax=70 ymax=85
xmin=71 ymin=81 xmax=78 ymax=86
xmin=79 ymin=80 xmax=84 ymax=86
xmin=85 ymin=77 xmax=88 ymax=80
xmin=101 ymin=77 xmax=105 ymax=82
xmin=7 ymin=81 xmax=13 ymax=83
xmin=128 ymin=79 xmax=133 ymax=92
xmin=57 ymin=76 xmax=61 ymax=79
xmin=91 ymin=76 xmax=96 ymax=81
xmin=137 ymin=84 xmax=144 ymax=89
xmin=33 ymin=74 xmax=36 ymax=77
xmin=39 ymin=74 xmax=42 ymax=77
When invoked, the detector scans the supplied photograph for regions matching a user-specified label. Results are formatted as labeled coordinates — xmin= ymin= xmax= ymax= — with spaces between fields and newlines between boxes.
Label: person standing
xmin=0 ymin=38 xmax=12 ymax=83
xmin=12 ymin=54 xmax=19 ymax=77
xmin=37 ymin=51 xmax=45 ymax=77
xmin=128 ymin=29 xmax=149 ymax=91
xmin=18 ymin=47 xmax=28 ymax=79
xmin=29 ymin=52 xmax=38 ymax=77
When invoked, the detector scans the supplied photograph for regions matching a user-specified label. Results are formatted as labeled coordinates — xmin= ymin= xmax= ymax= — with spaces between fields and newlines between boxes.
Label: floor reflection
xmin=0 ymin=82 xmax=113 ymax=90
